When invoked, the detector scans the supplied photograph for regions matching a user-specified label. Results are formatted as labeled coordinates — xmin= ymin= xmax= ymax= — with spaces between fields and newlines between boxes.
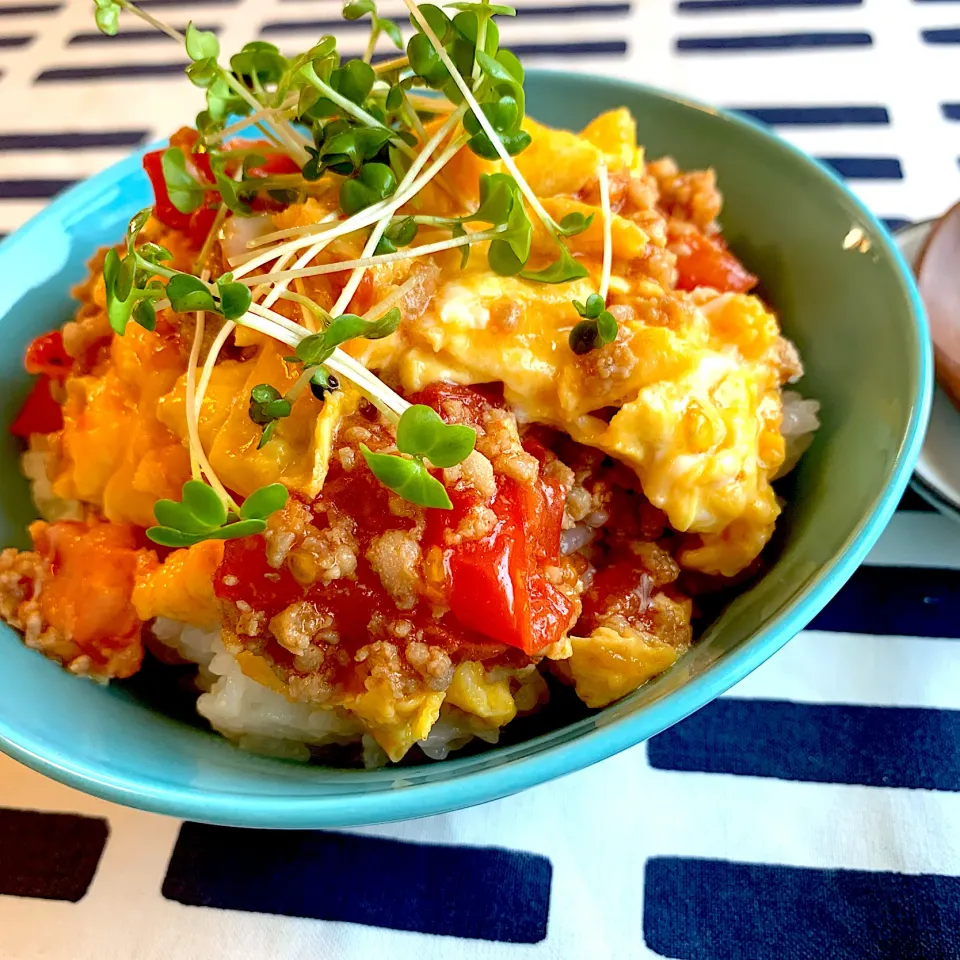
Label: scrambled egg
xmin=36 ymin=107 xmax=801 ymax=753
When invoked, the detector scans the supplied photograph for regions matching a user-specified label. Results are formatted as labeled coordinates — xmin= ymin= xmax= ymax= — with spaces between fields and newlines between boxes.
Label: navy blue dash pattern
xmin=811 ymin=564 xmax=960 ymax=637
xmin=647 ymin=698 xmax=960 ymax=790
xmin=163 ymin=823 xmax=552 ymax=943
xmin=504 ymin=40 xmax=627 ymax=56
xmin=0 ymin=3 xmax=61 ymax=14
xmin=882 ymin=217 xmax=913 ymax=233
xmin=897 ymin=485 xmax=935 ymax=510
xmin=263 ymin=3 xmax=629 ymax=33
xmin=644 ymin=858 xmax=960 ymax=960
xmin=676 ymin=32 xmax=872 ymax=51
xmin=136 ymin=0 xmax=238 ymax=6
xmin=0 ymin=33 xmax=31 ymax=47
xmin=0 ymin=130 xmax=148 ymax=150
xmin=36 ymin=62 xmax=190 ymax=82
xmin=69 ymin=25 xmax=219 ymax=44
xmin=734 ymin=105 xmax=888 ymax=125
xmin=0 ymin=178 xmax=75 ymax=198
xmin=943 ymin=103 xmax=960 ymax=121
xmin=817 ymin=156 xmax=903 ymax=179
xmin=0 ymin=807 xmax=108 ymax=902
xmin=679 ymin=0 xmax=861 ymax=9
xmin=923 ymin=28 xmax=960 ymax=44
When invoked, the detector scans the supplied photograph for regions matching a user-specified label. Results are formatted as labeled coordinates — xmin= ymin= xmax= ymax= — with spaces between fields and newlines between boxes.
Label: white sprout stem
xmin=254 ymin=211 xmax=341 ymax=312
xmin=184 ymin=290 xmax=241 ymax=512
xmin=121 ymin=1 xmax=308 ymax=165
xmin=239 ymin=109 xmax=465 ymax=256
xmin=203 ymin=99 xmax=298 ymax=145
xmin=231 ymin=106 xmax=467 ymax=277
xmin=402 ymin=89 xmax=429 ymax=143
xmin=121 ymin=0 xmax=182 ymax=43
xmin=244 ymin=302 xmax=410 ymax=420
xmin=185 ymin=280 xmax=207 ymax=481
xmin=363 ymin=27 xmax=379 ymax=64
xmin=292 ymin=280 xmax=319 ymax=332
xmin=598 ymin=162 xmax=612 ymax=301
xmin=246 ymin=226 xmax=504 ymax=288
xmin=403 ymin=0 xmax=558 ymax=237
xmin=222 ymin=73 xmax=311 ymax=164
xmin=360 ymin=273 xmax=421 ymax=321
xmin=195 ymin=321 xmax=235 ymax=415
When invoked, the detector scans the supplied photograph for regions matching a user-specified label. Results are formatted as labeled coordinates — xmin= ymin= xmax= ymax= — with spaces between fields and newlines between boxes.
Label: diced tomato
xmin=674 ymin=230 xmax=757 ymax=293
xmin=215 ymin=535 xmax=304 ymax=621
xmin=11 ymin=376 xmax=63 ymax=438
xmin=243 ymin=152 xmax=301 ymax=178
xmin=430 ymin=474 xmax=573 ymax=656
xmin=25 ymin=330 xmax=72 ymax=381
xmin=410 ymin=380 xmax=505 ymax=427
xmin=577 ymin=559 xmax=653 ymax=635
xmin=188 ymin=204 xmax=221 ymax=247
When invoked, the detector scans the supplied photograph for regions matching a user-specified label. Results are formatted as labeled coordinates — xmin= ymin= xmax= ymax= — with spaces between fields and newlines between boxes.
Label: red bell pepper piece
xmin=11 ymin=376 xmax=63 ymax=438
xmin=674 ymin=230 xmax=758 ymax=293
xmin=25 ymin=330 xmax=72 ymax=381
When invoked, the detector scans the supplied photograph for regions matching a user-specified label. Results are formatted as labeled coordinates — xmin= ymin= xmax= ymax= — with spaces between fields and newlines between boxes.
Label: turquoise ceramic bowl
xmin=0 ymin=72 xmax=931 ymax=827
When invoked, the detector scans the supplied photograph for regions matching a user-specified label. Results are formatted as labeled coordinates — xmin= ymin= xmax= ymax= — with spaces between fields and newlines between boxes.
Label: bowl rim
xmin=0 ymin=69 xmax=933 ymax=827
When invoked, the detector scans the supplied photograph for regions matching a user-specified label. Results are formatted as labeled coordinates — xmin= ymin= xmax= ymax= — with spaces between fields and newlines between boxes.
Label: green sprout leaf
xmin=167 ymin=273 xmax=217 ymax=313
xmin=339 ymin=161 xmax=397 ymax=215
xmin=146 ymin=477 xmax=284 ymax=548
xmin=239 ymin=483 xmax=289 ymax=520
xmin=249 ymin=383 xmax=293 ymax=448
xmin=185 ymin=21 xmax=220 ymax=61
xmin=125 ymin=207 xmax=152 ymax=252
xmin=360 ymin=445 xmax=453 ymax=509
xmin=445 ymin=1 xmax=516 ymax=14
xmin=375 ymin=216 xmax=418 ymax=255
xmin=93 ymin=0 xmax=121 ymax=36
xmin=217 ymin=277 xmax=252 ymax=320
xmin=133 ymin=299 xmax=157 ymax=332
xmin=521 ymin=244 xmax=589 ymax=284
xmin=231 ymin=41 xmax=288 ymax=86
xmin=556 ymin=211 xmax=594 ymax=238
xmin=161 ymin=148 xmax=207 ymax=214
xmin=397 ymin=404 xmax=476 ymax=468
xmin=295 ymin=308 xmax=401 ymax=367
xmin=180 ymin=479 xmax=228 ymax=527
xmin=332 ymin=59 xmax=375 ymax=105
xmin=343 ymin=0 xmax=376 ymax=18
xmin=249 ymin=383 xmax=293 ymax=425
xmin=568 ymin=293 xmax=618 ymax=354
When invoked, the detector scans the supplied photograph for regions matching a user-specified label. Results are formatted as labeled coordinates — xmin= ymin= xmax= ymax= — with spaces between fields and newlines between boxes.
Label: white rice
xmin=777 ymin=389 xmax=821 ymax=479
xmin=21 ymin=440 xmax=83 ymax=522
xmin=152 ymin=618 xmax=364 ymax=763
xmin=151 ymin=617 xmax=497 ymax=766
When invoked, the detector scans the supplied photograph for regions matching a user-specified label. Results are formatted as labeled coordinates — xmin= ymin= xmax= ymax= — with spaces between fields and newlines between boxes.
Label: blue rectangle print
xmin=811 ymin=565 xmax=960 ymax=637
xmin=163 ymin=823 xmax=552 ymax=943
xmin=0 ymin=807 xmax=108 ymax=901
xmin=647 ymin=698 xmax=960 ymax=790
xmin=644 ymin=858 xmax=960 ymax=960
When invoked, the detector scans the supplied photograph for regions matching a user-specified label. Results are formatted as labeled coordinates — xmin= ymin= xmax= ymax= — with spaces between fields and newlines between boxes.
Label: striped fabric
xmin=0 ymin=1 xmax=959 ymax=958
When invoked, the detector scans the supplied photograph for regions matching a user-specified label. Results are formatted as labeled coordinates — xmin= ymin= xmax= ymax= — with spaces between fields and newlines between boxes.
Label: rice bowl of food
xmin=0 ymin=2 xmax=929 ymax=825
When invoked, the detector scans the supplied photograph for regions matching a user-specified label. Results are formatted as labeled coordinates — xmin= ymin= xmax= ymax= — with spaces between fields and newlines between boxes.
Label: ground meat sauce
xmin=213 ymin=382 xmax=698 ymax=702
